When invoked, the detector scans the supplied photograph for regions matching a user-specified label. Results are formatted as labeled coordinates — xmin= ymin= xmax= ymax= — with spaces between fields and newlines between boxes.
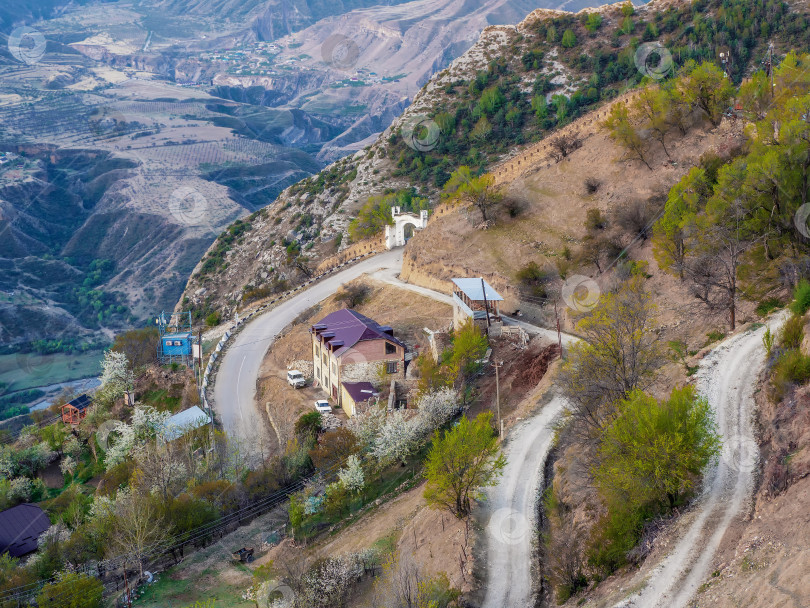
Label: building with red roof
xmin=311 ymin=309 xmax=406 ymax=407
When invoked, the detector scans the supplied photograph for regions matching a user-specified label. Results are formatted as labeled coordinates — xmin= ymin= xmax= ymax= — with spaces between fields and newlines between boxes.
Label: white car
xmin=314 ymin=399 xmax=332 ymax=414
xmin=287 ymin=370 xmax=306 ymax=388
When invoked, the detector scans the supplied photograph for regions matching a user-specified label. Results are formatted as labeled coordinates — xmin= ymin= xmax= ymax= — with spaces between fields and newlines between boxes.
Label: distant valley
xmin=0 ymin=0 xmax=583 ymax=397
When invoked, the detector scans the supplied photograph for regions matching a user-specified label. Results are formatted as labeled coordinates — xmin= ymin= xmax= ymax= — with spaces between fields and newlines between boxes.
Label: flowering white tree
xmin=104 ymin=405 xmax=171 ymax=470
xmin=7 ymin=477 xmax=33 ymax=502
xmin=59 ymin=456 xmax=77 ymax=478
xmin=413 ymin=387 xmax=460 ymax=435
xmin=338 ymin=455 xmax=365 ymax=494
xmin=372 ymin=410 xmax=420 ymax=466
xmin=98 ymin=350 xmax=134 ymax=404
xmin=346 ymin=404 xmax=387 ymax=448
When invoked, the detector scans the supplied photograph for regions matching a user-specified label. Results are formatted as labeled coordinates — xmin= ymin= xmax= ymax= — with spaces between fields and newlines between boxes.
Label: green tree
xmin=470 ymin=116 xmax=493 ymax=141
xmin=653 ymin=167 xmax=710 ymax=278
xmin=37 ymin=572 xmax=103 ymax=608
xmin=561 ymin=29 xmax=577 ymax=48
xmin=448 ymin=320 xmax=488 ymax=381
xmin=479 ymin=86 xmax=505 ymax=115
xmin=424 ymin=412 xmax=506 ymax=517
xmin=531 ymin=94 xmax=548 ymax=122
xmin=594 ymin=386 xmax=721 ymax=511
xmin=678 ymin=61 xmax=734 ymax=127
xmin=633 ymin=87 xmax=672 ymax=157
xmin=441 ymin=166 xmax=502 ymax=224
xmin=585 ymin=12 xmax=602 ymax=33
xmin=603 ymin=101 xmax=651 ymax=169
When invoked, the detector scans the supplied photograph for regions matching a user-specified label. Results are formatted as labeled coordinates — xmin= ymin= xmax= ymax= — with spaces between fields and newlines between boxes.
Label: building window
xmin=386 ymin=361 xmax=398 ymax=374
xmin=385 ymin=341 xmax=396 ymax=355
xmin=332 ymin=362 xmax=337 ymax=375
xmin=323 ymin=352 xmax=328 ymax=365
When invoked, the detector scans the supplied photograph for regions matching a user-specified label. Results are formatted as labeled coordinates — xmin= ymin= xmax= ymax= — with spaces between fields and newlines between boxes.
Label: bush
xmin=516 ymin=261 xmax=552 ymax=298
xmin=335 ymin=283 xmax=370 ymax=308
xmin=584 ymin=177 xmax=601 ymax=195
xmin=37 ymin=572 xmax=103 ymax=608
xmin=756 ymin=298 xmax=783 ymax=317
xmin=790 ymin=279 xmax=810 ymax=316
xmin=205 ymin=311 xmax=221 ymax=327
xmin=771 ymin=349 xmax=810 ymax=400
xmin=779 ymin=314 xmax=804 ymax=350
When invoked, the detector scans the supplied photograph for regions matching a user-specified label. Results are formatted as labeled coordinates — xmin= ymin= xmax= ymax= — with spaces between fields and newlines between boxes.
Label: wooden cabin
xmin=61 ymin=394 xmax=91 ymax=425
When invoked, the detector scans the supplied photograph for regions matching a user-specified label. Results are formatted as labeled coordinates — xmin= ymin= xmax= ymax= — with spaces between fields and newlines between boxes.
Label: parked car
xmin=314 ymin=399 xmax=332 ymax=413
xmin=287 ymin=370 xmax=306 ymax=388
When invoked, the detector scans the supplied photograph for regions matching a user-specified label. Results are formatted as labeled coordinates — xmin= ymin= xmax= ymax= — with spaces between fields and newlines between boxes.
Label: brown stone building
xmin=311 ymin=309 xmax=406 ymax=406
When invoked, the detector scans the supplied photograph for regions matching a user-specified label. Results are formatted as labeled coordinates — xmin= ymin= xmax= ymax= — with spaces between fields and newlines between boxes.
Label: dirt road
xmin=614 ymin=314 xmax=787 ymax=608
xmin=481 ymin=395 xmax=567 ymax=608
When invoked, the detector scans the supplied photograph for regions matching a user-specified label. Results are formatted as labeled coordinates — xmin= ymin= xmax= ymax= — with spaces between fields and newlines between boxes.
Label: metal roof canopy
xmin=451 ymin=278 xmax=504 ymax=301
xmin=162 ymin=405 xmax=211 ymax=441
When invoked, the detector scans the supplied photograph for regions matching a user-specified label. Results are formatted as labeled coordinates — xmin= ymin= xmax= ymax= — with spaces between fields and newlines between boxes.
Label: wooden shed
xmin=61 ymin=394 xmax=91 ymax=425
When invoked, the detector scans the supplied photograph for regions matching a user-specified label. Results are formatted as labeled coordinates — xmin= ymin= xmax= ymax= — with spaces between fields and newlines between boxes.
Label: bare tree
xmin=549 ymin=134 xmax=582 ymax=162
xmin=557 ymin=276 xmax=665 ymax=436
xmin=108 ymin=492 xmax=170 ymax=578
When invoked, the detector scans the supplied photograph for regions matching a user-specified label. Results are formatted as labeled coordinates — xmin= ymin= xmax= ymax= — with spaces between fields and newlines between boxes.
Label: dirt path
xmin=614 ymin=313 xmax=788 ymax=608
xmin=480 ymin=395 xmax=567 ymax=608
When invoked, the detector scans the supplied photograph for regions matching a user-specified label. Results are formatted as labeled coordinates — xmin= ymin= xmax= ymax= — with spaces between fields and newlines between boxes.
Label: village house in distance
xmin=311 ymin=309 xmax=406 ymax=414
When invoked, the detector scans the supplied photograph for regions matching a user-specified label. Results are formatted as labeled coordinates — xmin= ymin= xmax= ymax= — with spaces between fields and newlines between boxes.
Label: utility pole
xmin=481 ymin=277 xmax=491 ymax=331
xmin=554 ymin=300 xmax=563 ymax=354
xmin=769 ymin=43 xmax=775 ymax=98
xmin=494 ymin=361 xmax=502 ymax=438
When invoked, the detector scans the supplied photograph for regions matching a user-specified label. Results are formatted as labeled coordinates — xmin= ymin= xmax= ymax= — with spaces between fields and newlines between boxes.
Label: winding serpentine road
xmin=210 ymin=243 xmax=784 ymax=608
xmin=613 ymin=312 xmax=787 ymax=608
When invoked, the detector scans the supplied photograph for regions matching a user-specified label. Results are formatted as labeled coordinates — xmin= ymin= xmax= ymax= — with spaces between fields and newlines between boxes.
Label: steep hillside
xmin=179 ymin=0 xmax=810 ymax=323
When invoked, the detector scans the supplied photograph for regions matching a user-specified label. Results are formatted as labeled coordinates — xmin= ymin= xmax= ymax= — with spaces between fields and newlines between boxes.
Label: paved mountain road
xmin=212 ymin=249 xmax=404 ymax=461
